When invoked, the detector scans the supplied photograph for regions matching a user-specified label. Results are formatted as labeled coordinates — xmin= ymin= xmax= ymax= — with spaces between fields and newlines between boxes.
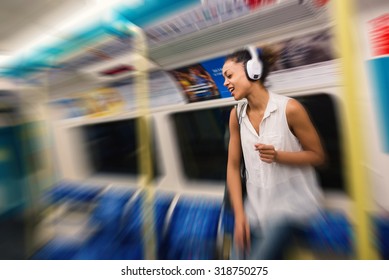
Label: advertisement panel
xmin=169 ymin=28 xmax=337 ymax=103
xmin=366 ymin=13 xmax=389 ymax=153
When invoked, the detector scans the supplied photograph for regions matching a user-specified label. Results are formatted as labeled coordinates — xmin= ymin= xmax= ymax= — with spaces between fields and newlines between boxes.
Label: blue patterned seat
xmin=161 ymin=196 xmax=222 ymax=260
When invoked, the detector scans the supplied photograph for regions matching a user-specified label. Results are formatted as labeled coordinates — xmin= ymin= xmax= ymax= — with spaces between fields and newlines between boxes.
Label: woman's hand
xmin=255 ymin=143 xmax=278 ymax=163
xmin=234 ymin=214 xmax=251 ymax=253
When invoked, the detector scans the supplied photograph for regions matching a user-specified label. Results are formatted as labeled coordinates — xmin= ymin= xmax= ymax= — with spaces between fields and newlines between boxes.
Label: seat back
xmin=119 ymin=191 xmax=175 ymax=259
xmin=162 ymin=196 xmax=222 ymax=260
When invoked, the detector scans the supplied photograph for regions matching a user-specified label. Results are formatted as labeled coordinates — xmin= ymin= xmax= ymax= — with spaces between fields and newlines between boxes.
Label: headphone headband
xmin=247 ymin=45 xmax=259 ymax=63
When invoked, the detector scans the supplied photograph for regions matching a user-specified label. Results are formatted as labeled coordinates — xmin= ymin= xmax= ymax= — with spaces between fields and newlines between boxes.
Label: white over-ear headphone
xmin=245 ymin=45 xmax=263 ymax=81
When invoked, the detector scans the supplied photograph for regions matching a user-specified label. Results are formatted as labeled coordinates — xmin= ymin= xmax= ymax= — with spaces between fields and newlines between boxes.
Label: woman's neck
xmin=246 ymin=85 xmax=269 ymax=112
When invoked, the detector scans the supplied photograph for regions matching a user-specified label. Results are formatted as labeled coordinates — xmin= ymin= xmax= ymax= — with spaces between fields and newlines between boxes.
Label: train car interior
xmin=0 ymin=0 xmax=389 ymax=260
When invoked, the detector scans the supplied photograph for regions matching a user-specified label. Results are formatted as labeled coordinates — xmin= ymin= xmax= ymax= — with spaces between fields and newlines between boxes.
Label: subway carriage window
xmin=81 ymin=118 xmax=160 ymax=177
xmin=172 ymin=93 xmax=345 ymax=192
xmin=294 ymin=93 xmax=345 ymax=192
xmin=171 ymin=106 xmax=233 ymax=181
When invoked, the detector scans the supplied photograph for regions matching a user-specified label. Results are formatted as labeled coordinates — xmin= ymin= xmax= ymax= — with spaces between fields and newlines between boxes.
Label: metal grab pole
xmin=332 ymin=0 xmax=378 ymax=259
xmin=129 ymin=23 xmax=157 ymax=260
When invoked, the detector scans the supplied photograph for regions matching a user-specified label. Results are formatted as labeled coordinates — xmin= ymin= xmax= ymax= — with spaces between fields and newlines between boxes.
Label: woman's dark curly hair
xmin=225 ymin=46 xmax=279 ymax=85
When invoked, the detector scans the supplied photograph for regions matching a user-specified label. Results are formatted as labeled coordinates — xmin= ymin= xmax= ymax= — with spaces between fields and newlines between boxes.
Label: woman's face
xmin=222 ymin=59 xmax=253 ymax=100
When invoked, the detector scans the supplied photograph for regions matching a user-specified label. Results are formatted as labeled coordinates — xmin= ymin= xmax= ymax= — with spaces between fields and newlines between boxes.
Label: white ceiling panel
xmin=0 ymin=0 xmax=93 ymax=54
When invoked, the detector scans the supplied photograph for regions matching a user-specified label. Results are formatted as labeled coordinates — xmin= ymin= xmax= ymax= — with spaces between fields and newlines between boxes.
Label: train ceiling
xmin=0 ymin=0 xmax=330 ymax=82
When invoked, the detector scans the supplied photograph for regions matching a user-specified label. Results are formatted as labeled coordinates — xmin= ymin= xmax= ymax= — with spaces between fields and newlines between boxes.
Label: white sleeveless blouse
xmin=238 ymin=92 xmax=323 ymax=230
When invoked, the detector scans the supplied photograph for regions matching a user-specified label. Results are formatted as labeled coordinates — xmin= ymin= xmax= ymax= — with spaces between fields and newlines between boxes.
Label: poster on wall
xmin=169 ymin=63 xmax=222 ymax=103
xmin=366 ymin=13 xmax=389 ymax=153
xmin=270 ymin=27 xmax=337 ymax=72
xmin=200 ymin=56 xmax=231 ymax=98
xmin=49 ymin=87 xmax=126 ymax=119
xmin=81 ymin=87 xmax=125 ymax=117
xmin=117 ymin=70 xmax=186 ymax=110
xmin=169 ymin=28 xmax=337 ymax=103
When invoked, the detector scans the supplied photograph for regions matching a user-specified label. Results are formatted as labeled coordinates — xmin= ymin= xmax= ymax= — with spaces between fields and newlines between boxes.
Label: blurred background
xmin=0 ymin=0 xmax=388 ymax=260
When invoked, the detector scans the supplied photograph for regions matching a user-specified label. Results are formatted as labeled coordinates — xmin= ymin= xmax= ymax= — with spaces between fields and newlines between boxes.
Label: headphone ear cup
xmin=245 ymin=59 xmax=262 ymax=81
xmin=244 ymin=60 xmax=252 ymax=81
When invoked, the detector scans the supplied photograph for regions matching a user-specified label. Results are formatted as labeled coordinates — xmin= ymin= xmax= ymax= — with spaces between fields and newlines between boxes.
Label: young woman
xmin=223 ymin=46 xmax=326 ymax=259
